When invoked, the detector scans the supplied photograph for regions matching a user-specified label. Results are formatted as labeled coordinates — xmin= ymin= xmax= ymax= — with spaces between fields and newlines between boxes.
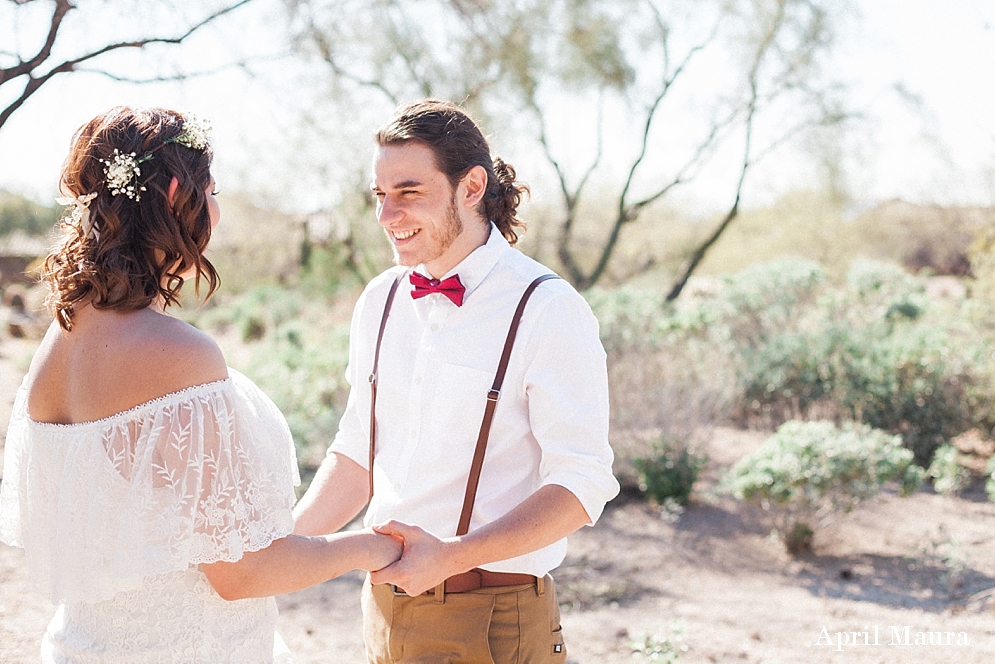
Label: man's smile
xmin=393 ymin=229 xmax=419 ymax=241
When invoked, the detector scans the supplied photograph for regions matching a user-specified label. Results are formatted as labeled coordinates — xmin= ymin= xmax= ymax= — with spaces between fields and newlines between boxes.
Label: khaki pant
xmin=362 ymin=575 xmax=567 ymax=664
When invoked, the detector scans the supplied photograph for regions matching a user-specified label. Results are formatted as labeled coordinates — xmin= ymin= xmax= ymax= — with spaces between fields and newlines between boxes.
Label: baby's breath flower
xmin=167 ymin=114 xmax=212 ymax=150
xmin=99 ymin=149 xmax=149 ymax=201
xmin=94 ymin=114 xmax=209 ymax=204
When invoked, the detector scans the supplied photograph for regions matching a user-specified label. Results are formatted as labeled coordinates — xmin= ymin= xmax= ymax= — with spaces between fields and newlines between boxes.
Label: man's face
xmin=371 ymin=142 xmax=465 ymax=276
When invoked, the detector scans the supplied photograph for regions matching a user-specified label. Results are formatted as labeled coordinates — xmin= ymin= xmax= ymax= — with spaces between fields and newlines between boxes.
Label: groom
xmin=293 ymin=99 xmax=619 ymax=662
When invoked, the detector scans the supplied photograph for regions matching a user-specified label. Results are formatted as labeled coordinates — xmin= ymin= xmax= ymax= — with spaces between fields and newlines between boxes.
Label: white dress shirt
xmin=329 ymin=225 xmax=619 ymax=576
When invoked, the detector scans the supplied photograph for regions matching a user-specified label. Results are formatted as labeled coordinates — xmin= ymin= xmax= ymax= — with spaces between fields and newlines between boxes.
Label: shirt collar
xmin=415 ymin=223 xmax=508 ymax=303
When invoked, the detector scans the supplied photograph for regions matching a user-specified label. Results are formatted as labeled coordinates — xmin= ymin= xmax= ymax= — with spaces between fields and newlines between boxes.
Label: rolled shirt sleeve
xmin=522 ymin=286 xmax=619 ymax=525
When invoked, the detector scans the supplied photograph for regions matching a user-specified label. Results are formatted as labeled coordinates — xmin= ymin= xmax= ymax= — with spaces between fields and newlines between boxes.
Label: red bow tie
xmin=409 ymin=272 xmax=466 ymax=306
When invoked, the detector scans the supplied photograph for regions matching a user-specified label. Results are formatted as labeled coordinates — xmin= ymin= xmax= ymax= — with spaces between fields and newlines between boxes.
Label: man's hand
xmin=369 ymin=486 xmax=590 ymax=596
xmin=369 ymin=521 xmax=467 ymax=596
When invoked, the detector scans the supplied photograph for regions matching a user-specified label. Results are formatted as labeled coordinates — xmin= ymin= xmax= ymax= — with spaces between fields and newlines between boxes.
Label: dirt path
xmin=3 ymin=336 xmax=995 ymax=662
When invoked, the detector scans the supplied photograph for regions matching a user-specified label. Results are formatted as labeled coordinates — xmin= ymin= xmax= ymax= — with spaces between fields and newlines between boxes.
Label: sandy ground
xmin=3 ymin=336 xmax=995 ymax=663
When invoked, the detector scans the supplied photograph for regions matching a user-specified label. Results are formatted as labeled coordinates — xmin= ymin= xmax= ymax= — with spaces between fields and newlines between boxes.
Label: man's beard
xmin=389 ymin=192 xmax=463 ymax=266
xmin=437 ymin=193 xmax=463 ymax=252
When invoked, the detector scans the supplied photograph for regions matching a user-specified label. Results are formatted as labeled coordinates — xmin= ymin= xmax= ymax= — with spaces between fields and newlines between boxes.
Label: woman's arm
xmin=201 ymin=528 xmax=401 ymax=601
xmin=293 ymin=452 xmax=370 ymax=536
xmin=158 ymin=332 xmax=402 ymax=601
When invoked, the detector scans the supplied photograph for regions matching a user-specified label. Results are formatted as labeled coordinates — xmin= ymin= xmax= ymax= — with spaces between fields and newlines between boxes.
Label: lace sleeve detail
xmin=114 ymin=370 xmax=300 ymax=570
xmin=5 ymin=370 xmax=299 ymax=604
xmin=0 ymin=379 xmax=29 ymax=547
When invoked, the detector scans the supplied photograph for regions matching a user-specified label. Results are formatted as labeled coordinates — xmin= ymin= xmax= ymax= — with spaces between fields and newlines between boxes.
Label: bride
xmin=0 ymin=106 xmax=400 ymax=663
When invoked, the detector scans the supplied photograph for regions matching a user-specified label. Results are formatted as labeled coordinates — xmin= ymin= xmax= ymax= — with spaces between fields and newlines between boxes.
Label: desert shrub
xmin=853 ymin=325 xmax=981 ymax=466
xmin=738 ymin=320 xmax=978 ymax=466
xmin=590 ymin=258 xmax=993 ymax=478
xmin=703 ymin=259 xmax=838 ymax=426
xmin=633 ymin=440 xmax=708 ymax=506
xmin=587 ymin=288 xmax=734 ymax=486
xmin=240 ymin=319 xmax=351 ymax=467
xmin=0 ymin=189 xmax=60 ymax=236
xmin=630 ymin=622 xmax=687 ymax=662
xmin=188 ymin=285 xmax=355 ymax=468
xmin=986 ymin=457 xmax=995 ymax=503
xmin=710 ymin=258 xmax=827 ymax=347
xmin=927 ymin=444 xmax=972 ymax=496
xmin=195 ymin=285 xmax=306 ymax=342
xmin=718 ymin=259 xmax=992 ymax=466
xmin=724 ymin=420 xmax=923 ymax=554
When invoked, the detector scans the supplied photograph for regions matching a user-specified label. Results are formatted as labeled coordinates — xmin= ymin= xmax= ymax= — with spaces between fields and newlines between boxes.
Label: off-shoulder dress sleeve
xmin=0 ymin=369 xmax=299 ymax=604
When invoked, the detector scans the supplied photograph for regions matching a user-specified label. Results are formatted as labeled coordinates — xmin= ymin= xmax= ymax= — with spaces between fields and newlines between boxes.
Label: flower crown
xmin=97 ymin=113 xmax=213 ymax=202
xmin=166 ymin=114 xmax=212 ymax=150
xmin=57 ymin=114 xmax=212 ymax=240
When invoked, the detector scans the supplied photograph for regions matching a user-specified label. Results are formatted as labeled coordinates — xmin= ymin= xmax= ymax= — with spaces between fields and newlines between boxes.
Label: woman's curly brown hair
xmin=45 ymin=106 xmax=220 ymax=331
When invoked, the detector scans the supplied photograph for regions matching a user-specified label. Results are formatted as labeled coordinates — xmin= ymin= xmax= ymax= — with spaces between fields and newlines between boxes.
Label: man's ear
xmin=459 ymin=165 xmax=488 ymax=209
xmin=167 ymin=176 xmax=179 ymax=208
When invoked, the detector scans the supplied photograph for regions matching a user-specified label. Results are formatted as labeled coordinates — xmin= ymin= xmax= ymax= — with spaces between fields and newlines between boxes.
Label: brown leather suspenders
xmin=366 ymin=272 xmax=559 ymax=530
xmin=454 ymin=273 xmax=559 ymax=535
xmin=368 ymin=276 xmax=402 ymax=501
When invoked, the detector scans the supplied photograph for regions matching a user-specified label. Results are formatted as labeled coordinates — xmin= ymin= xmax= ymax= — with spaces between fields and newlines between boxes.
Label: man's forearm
xmin=293 ymin=452 xmax=370 ymax=536
xmin=449 ymin=484 xmax=590 ymax=571
xmin=370 ymin=484 xmax=590 ymax=595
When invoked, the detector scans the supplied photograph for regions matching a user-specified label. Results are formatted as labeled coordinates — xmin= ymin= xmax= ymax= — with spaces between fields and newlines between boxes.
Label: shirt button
xmin=414 ymin=376 xmax=422 ymax=385
xmin=430 ymin=323 xmax=439 ymax=331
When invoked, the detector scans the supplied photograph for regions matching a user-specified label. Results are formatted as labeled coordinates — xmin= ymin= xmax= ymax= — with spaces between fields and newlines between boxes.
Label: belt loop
xmin=535 ymin=575 xmax=545 ymax=597
xmin=433 ymin=581 xmax=445 ymax=604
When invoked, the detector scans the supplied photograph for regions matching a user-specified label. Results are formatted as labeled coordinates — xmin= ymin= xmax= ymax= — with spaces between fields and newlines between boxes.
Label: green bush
xmin=633 ymin=441 xmax=707 ymax=506
xmin=630 ymin=622 xmax=687 ymax=662
xmin=586 ymin=288 xmax=733 ymax=485
xmin=986 ymin=457 xmax=995 ymax=503
xmin=926 ymin=444 xmax=971 ymax=495
xmin=195 ymin=285 xmax=306 ymax=342
xmin=720 ymin=259 xmax=991 ymax=466
xmin=0 ymin=189 xmax=60 ymax=236
xmin=588 ymin=259 xmax=993 ymax=476
xmin=240 ymin=320 xmax=351 ymax=467
xmin=724 ymin=420 xmax=923 ymax=554
xmin=189 ymin=285 xmax=354 ymax=468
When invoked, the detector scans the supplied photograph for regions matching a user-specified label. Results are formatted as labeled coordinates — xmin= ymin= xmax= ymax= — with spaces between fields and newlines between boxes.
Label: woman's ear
xmin=167 ymin=176 xmax=179 ymax=209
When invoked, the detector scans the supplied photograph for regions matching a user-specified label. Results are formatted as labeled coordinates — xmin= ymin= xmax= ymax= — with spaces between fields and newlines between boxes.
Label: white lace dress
xmin=0 ymin=369 xmax=300 ymax=663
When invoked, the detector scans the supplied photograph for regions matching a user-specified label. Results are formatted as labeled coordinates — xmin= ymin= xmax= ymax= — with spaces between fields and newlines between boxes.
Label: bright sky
xmin=0 ymin=0 xmax=993 ymax=214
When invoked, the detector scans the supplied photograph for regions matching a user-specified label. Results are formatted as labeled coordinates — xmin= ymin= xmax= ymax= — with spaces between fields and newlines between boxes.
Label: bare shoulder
xmin=26 ymin=308 xmax=228 ymax=424
xmin=139 ymin=313 xmax=228 ymax=390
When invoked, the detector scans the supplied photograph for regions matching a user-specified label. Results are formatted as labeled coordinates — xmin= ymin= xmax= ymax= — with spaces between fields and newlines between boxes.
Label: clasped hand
xmin=369 ymin=521 xmax=464 ymax=596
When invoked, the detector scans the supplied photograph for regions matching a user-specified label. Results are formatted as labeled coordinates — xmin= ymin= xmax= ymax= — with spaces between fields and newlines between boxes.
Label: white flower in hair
xmin=99 ymin=149 xmax=149 ymax=201
xmin=55 ymin=191 xmax=99 ymax=240
xmin=168 ymin=114 xmax=212 ymax=150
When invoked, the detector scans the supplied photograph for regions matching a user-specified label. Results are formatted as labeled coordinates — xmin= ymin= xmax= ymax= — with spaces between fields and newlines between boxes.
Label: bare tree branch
xmin=308 ymin=24 xmax=401 ymax=104
xmin=0 ymin=0 xmax=72 ymax=85
xmin=571 ymin=16 xmax=723 ymax=289
xmin=76 ymin=53 xmax=282 ymax=85
xmin=533 ymin=91 xmax=605 ymax=285
xmin=665 ymin=108 xmax=754 ymax=301
xmin=665 ymin=0 xmax=788 ymax=301
xmin=1 ymin=0 xmax=256 ymax=131
xmin=289 ymin=0 xmax=848 ymax=290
